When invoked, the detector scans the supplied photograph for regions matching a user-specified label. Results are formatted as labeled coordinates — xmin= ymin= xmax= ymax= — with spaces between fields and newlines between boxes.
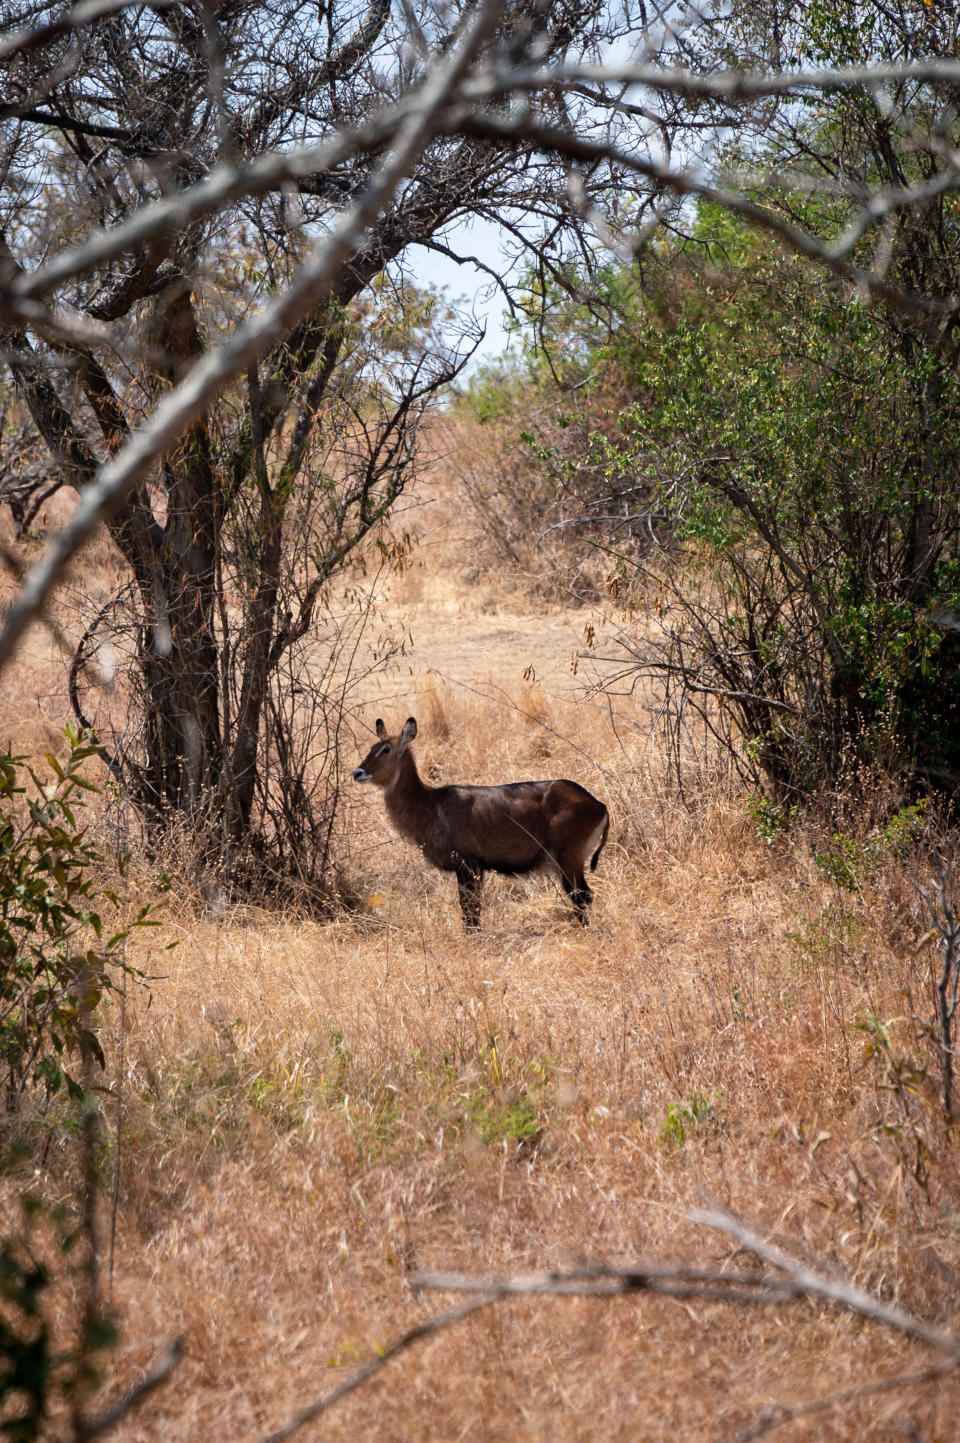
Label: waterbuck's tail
xmin=590 ymin=812 xmax=610 ymax=872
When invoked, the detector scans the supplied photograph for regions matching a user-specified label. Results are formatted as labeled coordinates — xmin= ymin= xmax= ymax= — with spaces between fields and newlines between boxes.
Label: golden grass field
xmin=2 ymin=444 xmax=960 ymax=1441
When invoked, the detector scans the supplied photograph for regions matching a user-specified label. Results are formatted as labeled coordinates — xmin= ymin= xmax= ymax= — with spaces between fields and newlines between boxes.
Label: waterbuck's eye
xmin=376 ymin=744 xmax=390 ymax=757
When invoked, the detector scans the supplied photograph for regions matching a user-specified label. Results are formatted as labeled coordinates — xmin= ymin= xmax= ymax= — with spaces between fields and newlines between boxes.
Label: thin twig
xmin=76 ymin=1338 xmax=184 ymax=1440
xmin=731 ymin=1357 xmax=960 ymax=1441
xmin=260 ymin=1297 xmax=495 ymax=1443
xmin=413 ymin=1215 xmax=960 ymax=1441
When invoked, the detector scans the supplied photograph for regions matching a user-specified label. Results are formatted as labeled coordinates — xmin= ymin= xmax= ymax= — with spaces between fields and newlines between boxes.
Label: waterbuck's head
xmin=352 ymin=717 xmax=418 ymax=789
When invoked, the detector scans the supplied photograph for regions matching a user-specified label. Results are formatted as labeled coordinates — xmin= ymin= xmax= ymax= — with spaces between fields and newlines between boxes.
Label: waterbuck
xmin=353 ymin=717 xmax=609 ymax=930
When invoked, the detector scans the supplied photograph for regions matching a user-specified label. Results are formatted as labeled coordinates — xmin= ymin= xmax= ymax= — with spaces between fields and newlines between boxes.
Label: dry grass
xmin=96 ymin=737 xmax=960 ymax=1441
xmin=3 ymin=485 xmax=960 ymax=1441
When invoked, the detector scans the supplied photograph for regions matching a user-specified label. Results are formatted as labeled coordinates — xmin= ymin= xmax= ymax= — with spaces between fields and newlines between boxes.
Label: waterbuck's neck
xmin=383 ymin=749 xmax=436 ymax=846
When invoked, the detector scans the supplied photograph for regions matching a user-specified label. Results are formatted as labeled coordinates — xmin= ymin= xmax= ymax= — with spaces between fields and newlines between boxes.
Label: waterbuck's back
xmin=431 ymin=777 xmax=606 ymax=874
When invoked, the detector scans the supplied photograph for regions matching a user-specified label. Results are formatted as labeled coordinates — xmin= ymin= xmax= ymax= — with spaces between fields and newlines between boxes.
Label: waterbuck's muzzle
xmin=353 ymin=766 xmax=372 ymax=782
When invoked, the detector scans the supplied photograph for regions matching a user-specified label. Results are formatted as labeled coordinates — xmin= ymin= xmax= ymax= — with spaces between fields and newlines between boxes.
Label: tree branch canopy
xmin=2 ymin=0 xmax=960 ymax=834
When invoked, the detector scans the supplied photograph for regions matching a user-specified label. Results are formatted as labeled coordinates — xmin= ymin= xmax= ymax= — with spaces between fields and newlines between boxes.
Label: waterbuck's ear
xmin=375 ymin=718 xmax=387 ymax=739
xmin=398 ymin=717 xmax=418 ymax=750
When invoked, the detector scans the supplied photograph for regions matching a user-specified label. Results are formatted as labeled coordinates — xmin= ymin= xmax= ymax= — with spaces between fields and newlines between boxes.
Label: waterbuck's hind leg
xmin=455 ymin=861 xmax=483 ymax=930
xmin=557 ymin=863 xmax=593 ymax=925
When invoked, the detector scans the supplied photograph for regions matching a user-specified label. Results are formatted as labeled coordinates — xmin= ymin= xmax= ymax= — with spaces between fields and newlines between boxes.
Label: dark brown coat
xmin=353 ymin=717 xmax=609 ymax=929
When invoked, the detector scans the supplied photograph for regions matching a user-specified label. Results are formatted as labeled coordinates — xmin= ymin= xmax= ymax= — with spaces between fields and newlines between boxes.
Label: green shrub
xmin=0 ymin=729 xmax=155 ymax=1109
xmin=658 ymin=1091 xmax=717 ymax=1151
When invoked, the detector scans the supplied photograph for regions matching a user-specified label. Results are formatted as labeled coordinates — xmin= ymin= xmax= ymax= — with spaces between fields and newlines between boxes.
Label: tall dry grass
xmin=4 ymin=675 xmax=954 ymax=1441
xmin=2 ymin=471 xmax=959 ymax=1441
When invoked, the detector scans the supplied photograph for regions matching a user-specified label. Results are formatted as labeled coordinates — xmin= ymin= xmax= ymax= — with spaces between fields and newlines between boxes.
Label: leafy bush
xmin=0 ymin=729 xmax=154 ymax=1109
xmin=812 ymin=802 xmax=929 ymax=892
xmin=501 ymin=220 xmax=960 ymax=804
xmin=658 ymin=1090 xmax=717 ymax=1151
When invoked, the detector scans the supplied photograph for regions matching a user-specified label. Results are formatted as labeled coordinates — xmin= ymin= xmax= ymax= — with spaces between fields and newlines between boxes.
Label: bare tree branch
xmin=412 ymin=1208 xmax=960 ymax=1354
xmin=690 ymin=1207 xmax=960 ymax=1356
xmin=473 ymin=55 xmax=960 ymax=104
xmin=5 ymin=52 xmax=960 ymax=323
xmin=455 ymin=111 xmax=960 ymax=320
xmin=411 ymin=1209 xmax=960 ymax=1442
xmin=2 ymin=114 xmax=417 ymax=314
xmin=0 ymin=0 xmax=174 ymax=63
xmin=0 ymin=0 xmax=508 ymax=674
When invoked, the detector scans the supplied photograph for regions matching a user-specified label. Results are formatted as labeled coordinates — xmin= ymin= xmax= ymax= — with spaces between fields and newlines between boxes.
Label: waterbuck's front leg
xmin=454 ymin=859 xmax=483 ymax=931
